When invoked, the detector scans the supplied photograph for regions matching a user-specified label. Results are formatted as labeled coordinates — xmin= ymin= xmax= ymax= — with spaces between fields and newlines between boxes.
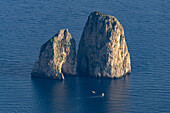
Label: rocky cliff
xmin=31 ymin=29 xmax=77 ymax=80
xmin=77 ymin=11 xmax=131 ymax=78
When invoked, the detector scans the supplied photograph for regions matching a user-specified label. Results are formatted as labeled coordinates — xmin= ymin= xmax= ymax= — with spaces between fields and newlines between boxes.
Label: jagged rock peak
xmin=77 ymin=11 xmax=131 ymax=78
xmin=31 ymin=29 xmax=77 ymax=80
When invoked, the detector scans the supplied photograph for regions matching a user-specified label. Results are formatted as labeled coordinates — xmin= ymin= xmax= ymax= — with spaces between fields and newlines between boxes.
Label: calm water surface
xmin=0 ymin=0 xmax=170 ymax=113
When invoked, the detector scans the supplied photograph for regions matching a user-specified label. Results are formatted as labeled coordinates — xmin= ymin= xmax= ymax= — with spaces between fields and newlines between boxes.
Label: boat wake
xmin=75 ymin=95 xmax=104 ymax=100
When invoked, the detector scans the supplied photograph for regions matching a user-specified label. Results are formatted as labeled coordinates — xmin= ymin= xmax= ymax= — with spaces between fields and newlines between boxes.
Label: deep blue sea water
xmin=0 ymin=0 xmax=170 ymax=113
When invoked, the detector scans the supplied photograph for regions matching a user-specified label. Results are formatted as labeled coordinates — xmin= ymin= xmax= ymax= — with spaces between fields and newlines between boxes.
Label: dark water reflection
xmin=31 ymin=75 xmax=130 ymax=113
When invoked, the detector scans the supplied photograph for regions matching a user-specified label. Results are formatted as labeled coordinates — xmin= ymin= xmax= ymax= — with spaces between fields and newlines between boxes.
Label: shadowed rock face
xmin=77 ymin=11 xmax=131 ymax=78
xmin=31 ymin=29 xmax=77 ymax=80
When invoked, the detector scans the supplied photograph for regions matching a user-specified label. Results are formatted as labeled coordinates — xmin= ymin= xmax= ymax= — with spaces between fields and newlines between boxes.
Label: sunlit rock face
xmin=77 ymin=11 xmax=131 ymax=78
xmin=31 ymin=29 xmax=77 ymax=80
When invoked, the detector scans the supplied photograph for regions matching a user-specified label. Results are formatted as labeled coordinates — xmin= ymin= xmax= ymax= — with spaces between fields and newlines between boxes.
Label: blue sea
xmin=0 ymin=0 xmax=170 ymax=112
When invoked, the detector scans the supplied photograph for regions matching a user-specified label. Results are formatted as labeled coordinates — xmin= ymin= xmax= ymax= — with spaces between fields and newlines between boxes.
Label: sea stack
xmin=31 ymin=29 xmax=77 ymax=80
xmin=77 ymin=11 xmax=131 ymax=78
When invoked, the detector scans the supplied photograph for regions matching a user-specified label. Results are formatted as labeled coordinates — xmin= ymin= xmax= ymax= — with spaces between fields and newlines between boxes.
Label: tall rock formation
xmin=31 ymin=29 xmax=77 ymax=80
xmin=77 ymin=11 xmax=131 ymax=78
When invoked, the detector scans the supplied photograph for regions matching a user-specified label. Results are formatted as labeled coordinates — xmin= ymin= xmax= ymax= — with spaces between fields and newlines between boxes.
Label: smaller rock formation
xmin=77 ymin=11 xmax=131 ymax=78
xmin=31 ymin=29 xmax=77 ymax=80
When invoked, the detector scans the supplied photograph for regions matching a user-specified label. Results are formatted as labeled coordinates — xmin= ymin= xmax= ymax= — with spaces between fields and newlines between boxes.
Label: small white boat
xmin=102 ymin=93 xmax=104 ymax=97
xmin=92 ymin=91 xmax=96 ymax=94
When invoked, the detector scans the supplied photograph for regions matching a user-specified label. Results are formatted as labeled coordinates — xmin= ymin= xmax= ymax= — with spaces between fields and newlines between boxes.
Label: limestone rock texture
xmin=31 ymin=29 xmax=77 ymax=80
xmin=77 ymin=11 xmax=131 ymax=78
